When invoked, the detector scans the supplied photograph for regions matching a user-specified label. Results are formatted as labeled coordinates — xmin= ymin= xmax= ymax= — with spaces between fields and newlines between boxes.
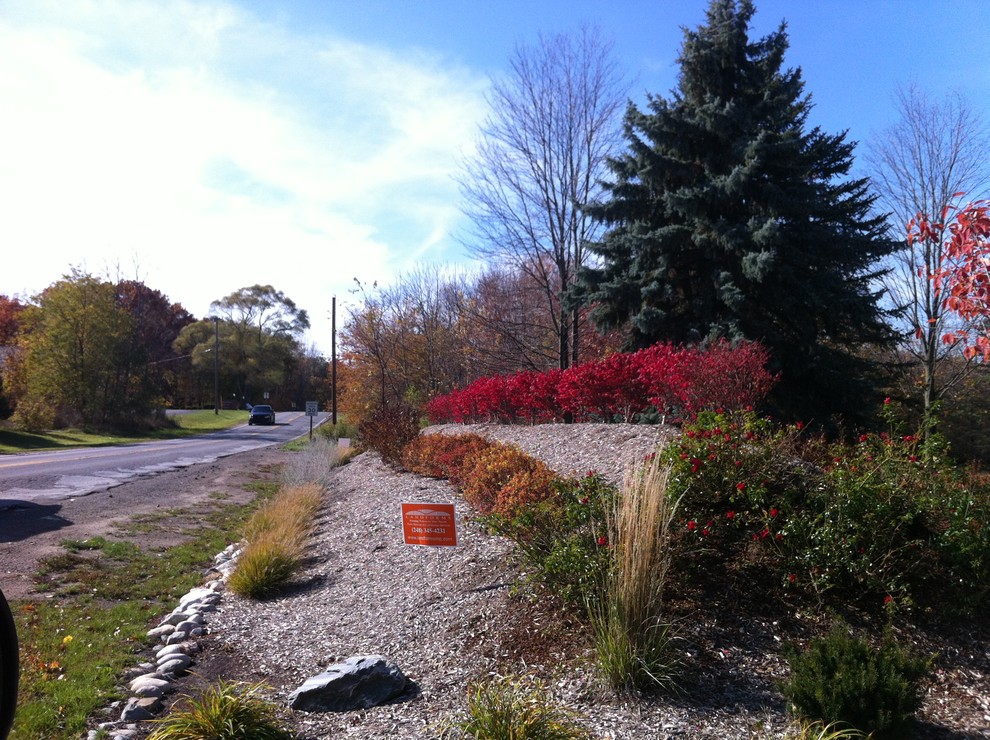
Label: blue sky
xmin=2 ymin=0 xmax=988 ymax=354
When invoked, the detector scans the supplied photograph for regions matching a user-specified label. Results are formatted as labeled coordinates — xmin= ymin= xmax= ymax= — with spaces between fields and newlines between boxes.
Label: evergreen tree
xmin=576 ymin=0 xmax=898 ymax=423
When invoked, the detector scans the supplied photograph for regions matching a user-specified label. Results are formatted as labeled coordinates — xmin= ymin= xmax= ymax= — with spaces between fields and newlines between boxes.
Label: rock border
xmin=86 ymin=544 xmax=240 ymax=740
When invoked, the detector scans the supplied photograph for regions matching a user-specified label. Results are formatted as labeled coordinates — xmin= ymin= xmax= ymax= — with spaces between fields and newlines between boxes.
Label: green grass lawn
xmin=0 ymin=410 xmax=246 ymax=454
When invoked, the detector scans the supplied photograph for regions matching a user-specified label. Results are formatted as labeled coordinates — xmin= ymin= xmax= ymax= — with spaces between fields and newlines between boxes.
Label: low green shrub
xmin=484 ymin=472 xmax=616 ymax=606
xmin=316 ymin=416 xmax=358 ymax=442
xmin=781 ymin=624 xmax=931 ymax=738
xmin=147 ymin=681 xmax=294 ymax=740
xmin=10 ymin=396 xmax=54 ymax=432
xmin=446 ymin=675 xmax=590 ymax=739
xmin=358 ymin=402 xmax=421 ymax=466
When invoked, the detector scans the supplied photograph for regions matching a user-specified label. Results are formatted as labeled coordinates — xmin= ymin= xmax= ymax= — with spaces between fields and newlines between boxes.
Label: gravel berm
xmin=189 ymin=423 xmax=989 ymax=739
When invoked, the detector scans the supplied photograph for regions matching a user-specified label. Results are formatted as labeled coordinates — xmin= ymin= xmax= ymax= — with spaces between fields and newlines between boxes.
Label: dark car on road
xmin=248 ymin=404 xmax=275 ymax=425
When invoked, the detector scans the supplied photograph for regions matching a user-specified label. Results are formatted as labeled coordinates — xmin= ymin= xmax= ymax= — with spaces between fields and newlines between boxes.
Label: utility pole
xmin=331 ymin=295 xmax=337 ymax=426
xmin=213 ymin=316 xmax=220 ymax=415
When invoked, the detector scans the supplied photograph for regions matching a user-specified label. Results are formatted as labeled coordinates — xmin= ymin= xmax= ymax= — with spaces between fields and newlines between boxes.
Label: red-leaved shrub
xmin=424 ymin=340 xmax=777 ymax=424
xmin=508 ymin=369 xmax=565 ymax=423
xmin=358 ymin=402 xmax=421 ymax=467
xmin=558 ymin=352 xmax=646 ymax=422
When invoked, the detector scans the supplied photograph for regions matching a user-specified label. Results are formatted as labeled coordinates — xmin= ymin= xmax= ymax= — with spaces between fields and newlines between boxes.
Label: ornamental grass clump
xmin=227 ymin=530 xmax=302 ymax=600
xmin=791 ymin=722 xmax=869 ymax=740
xmin=280 ymin=436 xmax=342 ymax=489
xmin=147 ymin=680 xmax=294 ymax=740
xmin=229 ymin=483 xmax=323 ymax=599
xmin=446 ymin=674 xmax=590 ymax=739
xmin=589 ymin=455 xmax=680 ymax=693
xmin=241 ymin=483 xmax=322 ymax=545
xmin=781 ymin=623 xmax=932 ymax=739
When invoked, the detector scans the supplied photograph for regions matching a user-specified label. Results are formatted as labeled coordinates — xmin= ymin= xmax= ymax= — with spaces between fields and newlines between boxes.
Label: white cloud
xmin=0 ymin=0 xmax=488 ymax=353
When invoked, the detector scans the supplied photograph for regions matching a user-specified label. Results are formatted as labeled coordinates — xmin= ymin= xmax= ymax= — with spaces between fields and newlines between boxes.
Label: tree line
xmin=0 ymin=275 xmax=326 ymax=431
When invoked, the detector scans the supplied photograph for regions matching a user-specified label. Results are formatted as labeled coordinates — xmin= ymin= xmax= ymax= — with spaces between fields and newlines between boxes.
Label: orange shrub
xmin=461 ymin=444 xmax=557 ymax=516
xmin=401 ymin=434 xmax=449 ymax=477
xmin=401 ymin=433 xmax=494 ymax=480
xmin=494 ymin=465 xmax=558 ymax=517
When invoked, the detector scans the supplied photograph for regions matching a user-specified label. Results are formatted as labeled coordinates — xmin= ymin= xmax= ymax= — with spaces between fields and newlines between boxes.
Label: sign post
xmin=401 ymin=503 xmax=458 ymax=547
xmin=305 ymin=400 xmax=318 ymax=440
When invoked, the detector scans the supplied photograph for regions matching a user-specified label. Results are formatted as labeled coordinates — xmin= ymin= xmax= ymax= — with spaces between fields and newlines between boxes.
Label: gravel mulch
xmin=200 ymin=424 xmax=989 ymax=739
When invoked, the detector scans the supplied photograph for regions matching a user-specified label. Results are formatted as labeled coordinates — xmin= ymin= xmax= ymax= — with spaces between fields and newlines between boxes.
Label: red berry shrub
xmin=663 ymin=408 xmax=990 ymax=612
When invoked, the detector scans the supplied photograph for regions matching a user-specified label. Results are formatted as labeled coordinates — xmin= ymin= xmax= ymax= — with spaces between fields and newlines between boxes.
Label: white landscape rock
xmin=146 ymin=624 xmax=174 ymax=639
xmin=155 ymin=643 xmax=187 ymax=659
xmin=117 ymin=589 xmax=213 ymax=719
xmin=128 ymin=675 xmax=170 ymax=694
xmin=130 ymin=682 xmax=165 ymax=699
xmin=158 ymin=654 xmax=193 ymax=676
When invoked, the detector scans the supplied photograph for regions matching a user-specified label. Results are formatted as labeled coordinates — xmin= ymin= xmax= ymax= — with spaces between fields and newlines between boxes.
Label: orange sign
xmin=401 ymin=502 xmax=458 ymax=547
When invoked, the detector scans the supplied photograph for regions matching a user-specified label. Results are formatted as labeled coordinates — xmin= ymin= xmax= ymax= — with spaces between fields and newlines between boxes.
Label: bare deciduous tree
xmin=454 ymin=264 xmax=561 ymax=375
xmin=458 ymin=25 xmax=627 ymax=370
xmin=868 ymin=83 xmax=990 ymax=420
xmin=341 ymin=270 xmax=465 ymax=413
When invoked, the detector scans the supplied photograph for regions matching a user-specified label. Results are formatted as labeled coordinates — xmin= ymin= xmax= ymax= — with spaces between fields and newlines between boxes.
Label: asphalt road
xmin=0 ymin=410 xmax=329 ymax=507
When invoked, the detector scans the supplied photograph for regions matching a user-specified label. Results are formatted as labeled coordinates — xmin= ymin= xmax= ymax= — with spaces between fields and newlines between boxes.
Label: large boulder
xmin=288 ymin=655 xmax=409 ymax=712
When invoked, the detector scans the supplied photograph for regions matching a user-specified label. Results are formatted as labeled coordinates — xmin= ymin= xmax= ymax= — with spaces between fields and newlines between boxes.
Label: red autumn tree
xmin=0 ymin=295 xmax=26 ymax=345
xmin=915 ymin=199 xmax=990 ymax=361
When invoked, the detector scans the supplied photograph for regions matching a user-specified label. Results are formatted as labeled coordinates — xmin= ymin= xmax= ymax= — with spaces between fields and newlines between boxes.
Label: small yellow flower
xmin=61 ymin=635 xmax=73 ymax=646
